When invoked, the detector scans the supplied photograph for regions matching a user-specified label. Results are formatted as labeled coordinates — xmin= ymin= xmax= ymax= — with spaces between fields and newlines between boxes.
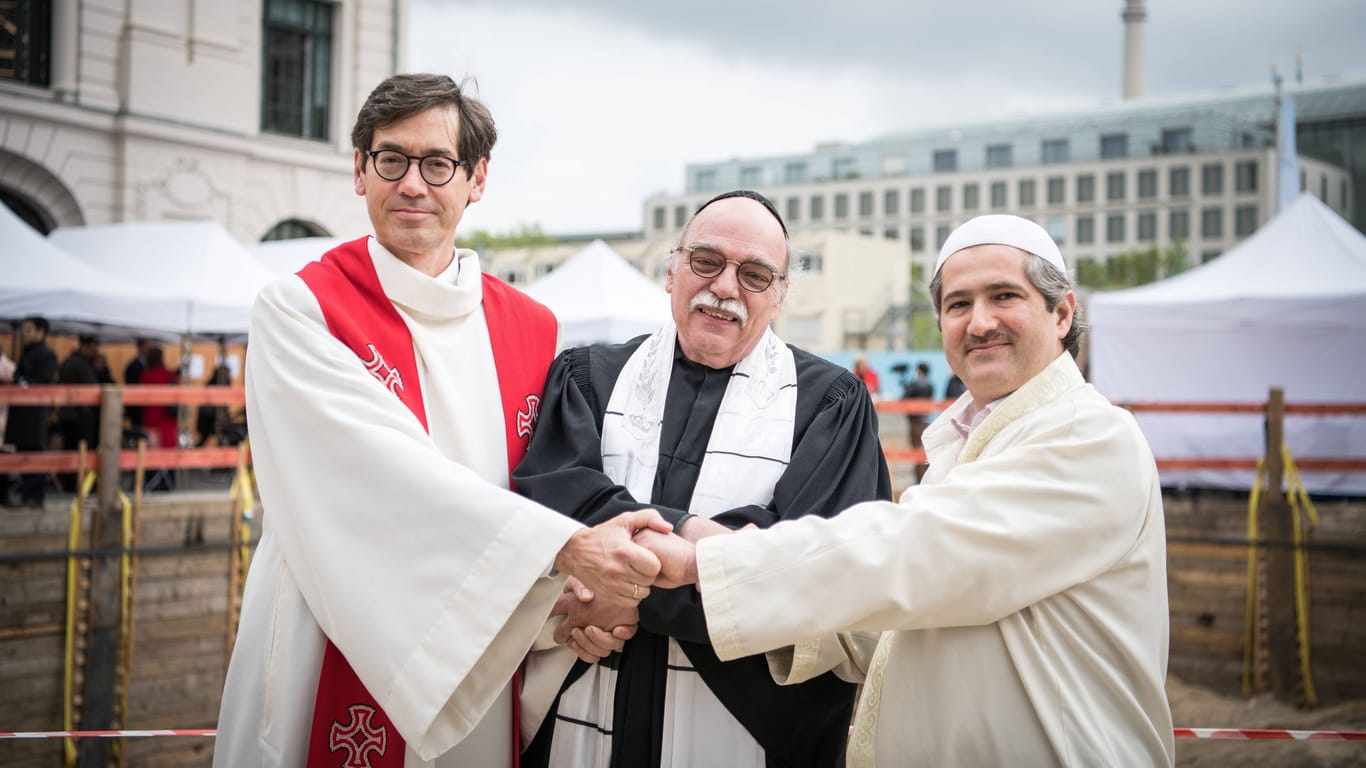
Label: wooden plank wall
xmin=1 ymin=490 xmax=250 ymax=768
xmin=1 ymin=490 xmax=1363 ymax=766
xmin=1163 ymin=490 xmax=1366 ymax=705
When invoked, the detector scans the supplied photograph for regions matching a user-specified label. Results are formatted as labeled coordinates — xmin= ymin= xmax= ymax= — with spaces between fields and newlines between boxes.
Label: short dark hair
xmin=146 ymin=346 xmax=165 ymax=368
xmin=23 ymin=315 xmax=49 ymax=334
xmin=916 ymin=362 xmax=930 ymax=375
xmin=79 ymin=335 xmax=97 ymax=346
xmin=352 ymin=73 xmax=497 ymax=180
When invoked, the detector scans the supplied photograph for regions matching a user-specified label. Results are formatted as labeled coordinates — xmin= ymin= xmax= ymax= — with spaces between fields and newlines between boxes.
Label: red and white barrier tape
xmin=1174 ymin=728 xmax=1366 ymax=741
xmin=2 ymin=727 xmax=1364 ymax=741
xmin=0 ymin=729 xmax=216 ymax=739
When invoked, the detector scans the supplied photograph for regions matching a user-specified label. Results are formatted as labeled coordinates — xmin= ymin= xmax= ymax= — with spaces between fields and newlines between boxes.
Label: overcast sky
xmin=408 ymin=0 xmax=1366 ymax=236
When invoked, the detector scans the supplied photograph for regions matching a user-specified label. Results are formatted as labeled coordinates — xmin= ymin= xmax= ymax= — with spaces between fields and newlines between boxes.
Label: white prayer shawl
xmin=214 ymin=240 xmax=581 ymax=768
xmin=547 ymin=323 xmax=797 ymax=768
xmin=698 ymin=352 xmax=1175 ymax=767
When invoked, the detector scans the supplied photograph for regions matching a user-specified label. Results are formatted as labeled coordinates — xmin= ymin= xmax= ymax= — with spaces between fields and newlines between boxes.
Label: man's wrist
xmin=673 ymin=512 xmax=696 ymax=535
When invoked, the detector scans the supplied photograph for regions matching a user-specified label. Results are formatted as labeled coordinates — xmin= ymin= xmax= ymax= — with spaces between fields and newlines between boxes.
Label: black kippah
xmin=693 ymin=189 xmax=789 ymax=238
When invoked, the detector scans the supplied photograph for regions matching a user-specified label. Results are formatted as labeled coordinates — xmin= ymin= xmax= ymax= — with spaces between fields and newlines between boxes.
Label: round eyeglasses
xmin=366 ymin=149 xmax=469 ymax=186
xmin=673 ymin=247 xmax=785 ymax=293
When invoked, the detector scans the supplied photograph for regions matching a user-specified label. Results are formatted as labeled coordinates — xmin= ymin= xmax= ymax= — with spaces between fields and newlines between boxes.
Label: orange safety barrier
xmin=1120 ymin=401 xmax=1366 ymax=416
xmin=0 ymin=385 xmax=249 ymax=473
xmin=874 ymin=398 xmax=950 ymax=416
xmin=0 ymin=384 xmax=244 ymax=406
xmin=873 ymin=397 xmax=1366 ymax=474
xmin=0 ymin=447 xmax=243 ymax=473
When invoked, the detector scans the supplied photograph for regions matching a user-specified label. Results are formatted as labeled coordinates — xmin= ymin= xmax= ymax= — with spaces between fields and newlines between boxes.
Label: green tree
xmin=455 ymin=223 xmax=556 ymax=250
xmin=1075 ymin=241 xmax=1190 ymax=290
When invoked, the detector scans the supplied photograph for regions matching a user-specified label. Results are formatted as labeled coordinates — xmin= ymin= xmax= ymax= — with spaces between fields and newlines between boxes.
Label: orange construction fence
xmin=0 ymin=384 xmax=248 ymax=474
xmin=875 ymin=397 xmax=1366 ymax=473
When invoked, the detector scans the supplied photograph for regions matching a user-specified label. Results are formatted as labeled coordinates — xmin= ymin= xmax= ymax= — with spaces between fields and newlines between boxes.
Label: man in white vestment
xmin=514 ymin=191 xmax=892 ymax=767
xmin=213 ymin=73 xmax=673 ymax=768
xmin=654 ymin=214 xmax=1176 ymax=767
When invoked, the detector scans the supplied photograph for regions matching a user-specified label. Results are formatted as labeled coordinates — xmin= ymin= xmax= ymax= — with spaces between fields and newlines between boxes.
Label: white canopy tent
xmin=49 ymin=220 xmax=280 ymax=338
xmin=1089 ymin=194 xmax=1366 ymax=494
xmin=523 ymin=239 xmax=671 ymax=346
xmin=0 ymin=203 xmax=187 ymax=338
xmin=252 ymin=236 xmax=349 ymax=277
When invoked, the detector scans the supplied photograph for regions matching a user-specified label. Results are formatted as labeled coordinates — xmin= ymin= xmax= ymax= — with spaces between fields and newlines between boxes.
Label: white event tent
xmin=49 ymin=220 xmax=280 ymax=338
xmin=1088 ymin=194 xmax=1366 ymax=495
xmin=252 ymin=236 xmax=349 ymax=277
xmin=0 ymin=204 xmax=187 ymax=338
xmin=523 ymin=240 xmax=670 ymax=346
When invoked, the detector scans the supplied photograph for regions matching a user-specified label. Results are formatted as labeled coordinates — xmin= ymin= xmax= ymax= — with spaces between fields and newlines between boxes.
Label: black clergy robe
xmin=514 ymin=337 xmax=893 ymax=768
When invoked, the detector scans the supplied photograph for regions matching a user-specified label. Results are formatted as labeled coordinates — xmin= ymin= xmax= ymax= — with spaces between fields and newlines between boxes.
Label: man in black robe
xmin=514 ymin=191 xmax=891 ymax=768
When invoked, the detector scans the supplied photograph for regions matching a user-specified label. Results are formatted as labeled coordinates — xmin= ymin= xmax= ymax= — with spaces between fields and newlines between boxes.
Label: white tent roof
xmin=523 ymin=239 xmax=670 ymax=346
xmin=0 ymin=204 xmax=187 ymax=337
xmin=49 ymin=219 xmax=281 ymax=337
xmin=1091 ymin=194 xmax=1366 ymax=305
xmin=1089 ymin=194 xmax=1366 ymax=494
xmin=252 ymin=236 xmax=349 ymax=277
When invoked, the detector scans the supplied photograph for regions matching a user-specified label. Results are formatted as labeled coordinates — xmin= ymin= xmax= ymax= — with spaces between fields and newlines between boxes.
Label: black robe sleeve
xmin=513 ymin=342 xmax=692 ymax=529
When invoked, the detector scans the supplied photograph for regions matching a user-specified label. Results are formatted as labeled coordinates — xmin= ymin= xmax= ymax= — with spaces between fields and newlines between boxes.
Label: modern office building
xmin=0 ymin=0 xmax=403 ymax=240
xmin=638 ymin=77 xmax=1364 ymax=349
xmin=644 ymin=77 xmax=1362 ymax=268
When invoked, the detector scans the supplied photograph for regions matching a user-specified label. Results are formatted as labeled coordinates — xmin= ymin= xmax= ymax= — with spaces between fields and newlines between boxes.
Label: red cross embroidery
xmin=328 ymin=703 xmax=388 ymax=768
xmin=517 ymin=394 xmax=540 ymax=438
xmin=361 ymin=344 xmax=405 ymax=395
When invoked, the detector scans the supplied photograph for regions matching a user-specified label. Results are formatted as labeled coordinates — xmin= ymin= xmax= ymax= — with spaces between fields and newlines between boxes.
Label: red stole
xmin=297 ymin=237 xmax=556 ymax=768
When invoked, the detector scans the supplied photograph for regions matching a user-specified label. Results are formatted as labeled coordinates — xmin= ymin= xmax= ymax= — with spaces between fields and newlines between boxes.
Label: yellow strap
xmin=1282 ymin=444 xmax=1319 ymax=707
xmin=231 ymin=440 xmax=255 ymax=591
xmin=64 ymin=470 xmax=97 ymax=767
xmin=114 ymin=487 xmax=134 ymax=764
xmin=1241 ymin=457 xmax=1264 ymax=697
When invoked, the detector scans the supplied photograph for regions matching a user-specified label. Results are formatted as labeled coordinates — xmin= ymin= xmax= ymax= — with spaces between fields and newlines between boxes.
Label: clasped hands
xmin=550 ymin=510 xmax=729 ymax=662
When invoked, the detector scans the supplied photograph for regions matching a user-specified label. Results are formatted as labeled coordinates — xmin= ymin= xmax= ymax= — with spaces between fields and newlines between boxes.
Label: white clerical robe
xmin=214 ymin=240 xmax=581 ymax=767
xmin=698 ymin=353 xmax=1176 ymax=767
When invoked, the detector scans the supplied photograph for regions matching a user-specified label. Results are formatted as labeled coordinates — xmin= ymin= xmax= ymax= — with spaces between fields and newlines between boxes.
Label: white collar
xmin=368 ymin=237 xmax=483 ymax=320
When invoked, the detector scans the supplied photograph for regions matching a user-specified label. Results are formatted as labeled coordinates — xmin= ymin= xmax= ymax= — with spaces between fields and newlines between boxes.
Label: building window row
xmin=652 ymin=160 xmax=1265 ymax=234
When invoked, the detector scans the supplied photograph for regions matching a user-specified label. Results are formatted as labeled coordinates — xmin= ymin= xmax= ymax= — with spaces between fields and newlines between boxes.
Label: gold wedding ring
xmin=632 ymin=583 xmax=640 ymax=599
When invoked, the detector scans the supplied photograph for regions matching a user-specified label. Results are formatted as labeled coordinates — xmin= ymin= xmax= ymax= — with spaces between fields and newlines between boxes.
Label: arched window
xmin=261 ymin=218 xmax=329 ymax=241
xmin=1 ymin=189 xmax=55 ymax=233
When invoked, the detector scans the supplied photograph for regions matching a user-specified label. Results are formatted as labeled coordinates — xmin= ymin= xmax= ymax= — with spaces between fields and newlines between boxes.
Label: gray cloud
xmin=447 ymin=0 xmax=1365 ymax=100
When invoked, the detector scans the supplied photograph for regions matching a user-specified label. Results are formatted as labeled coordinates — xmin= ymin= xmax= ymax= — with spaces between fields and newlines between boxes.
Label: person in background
xmin=943 ymin=372 xmax=966 ymax=400
xmin=852 ymin=355 xmax=880 ymax=398
xmin=902 ymin=361 xmax=934 ymax=483
xmin=137 ymin=345 xmax=179 ymax=450
xmin=0 ymin=350 xmax=15 ymax=444
xmin=195 ymin=363 xmax=233 ymax=446
xmin=2 ymin=316 xmax=58 ymax=507
xmin=92 ymin=353 xmax=114 ymax=385
xmin=57 ymin=334 xmax=101 ymax=488
xmin=123 ymin=337 xmax=154 ymax=429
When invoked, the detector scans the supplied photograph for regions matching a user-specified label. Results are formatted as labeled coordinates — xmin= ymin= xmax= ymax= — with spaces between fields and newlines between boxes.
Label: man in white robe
xmin=653 ymin=214 xmax=1176 ymax=767
xmin=214 ymin=73 xmax=671 ymax=768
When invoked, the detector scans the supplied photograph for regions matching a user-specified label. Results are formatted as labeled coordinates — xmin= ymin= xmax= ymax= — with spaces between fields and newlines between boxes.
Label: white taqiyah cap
xmin=935 ymin=215 xmax=1066 ymax=276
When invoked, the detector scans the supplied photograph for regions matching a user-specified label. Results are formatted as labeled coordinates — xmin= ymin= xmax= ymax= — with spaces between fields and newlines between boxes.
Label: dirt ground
xmin=1170 ymin=676 xmax=1366 ymax=767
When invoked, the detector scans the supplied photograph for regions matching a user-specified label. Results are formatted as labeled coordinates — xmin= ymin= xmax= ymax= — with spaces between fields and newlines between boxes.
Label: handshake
xmin=549 ymin=509 xmax=732 ymax=662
